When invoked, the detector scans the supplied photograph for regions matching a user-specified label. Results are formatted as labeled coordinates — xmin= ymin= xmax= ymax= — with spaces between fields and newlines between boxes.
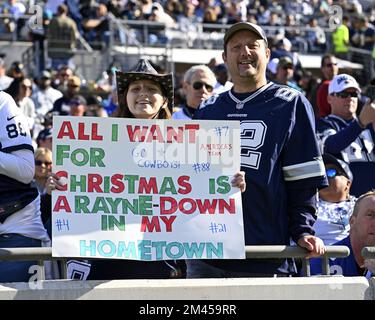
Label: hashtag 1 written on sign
xmin=51 ymin=117 xmax=244 ymax=261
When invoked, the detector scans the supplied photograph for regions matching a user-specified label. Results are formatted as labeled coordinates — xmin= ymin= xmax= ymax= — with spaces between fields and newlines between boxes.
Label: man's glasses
xmin=324 ymin=62 xmax=338 ymax=68
xmin=192 ymin=81 xmax=213 ymax=92
xmin=326 ymin=168 xmax=344 ymax=179
xmin=334 ymin=92 xmax=358 ymax=98
xmin=35 ymin=160 xmax=52 ymax=166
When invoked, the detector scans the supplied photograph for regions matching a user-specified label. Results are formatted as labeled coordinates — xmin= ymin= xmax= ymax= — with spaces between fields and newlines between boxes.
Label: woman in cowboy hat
xmin=89 ymin=59 xmax=182 ymax=280
xmin=112 ymin=59 xmax=174 ymax=120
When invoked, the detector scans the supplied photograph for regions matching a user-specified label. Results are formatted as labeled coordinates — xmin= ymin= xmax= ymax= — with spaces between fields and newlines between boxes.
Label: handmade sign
xmin=52 ymin=116 xmax=245 ymax=260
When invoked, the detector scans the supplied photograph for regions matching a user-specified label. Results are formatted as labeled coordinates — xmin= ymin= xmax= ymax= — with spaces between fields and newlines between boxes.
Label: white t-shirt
xmin=314 ymin=196 xmax=356 ymax=245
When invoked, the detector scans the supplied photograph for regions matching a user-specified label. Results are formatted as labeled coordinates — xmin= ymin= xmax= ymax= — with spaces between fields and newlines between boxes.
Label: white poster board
xmin=52 ymin=116 xmax=245 ymax=260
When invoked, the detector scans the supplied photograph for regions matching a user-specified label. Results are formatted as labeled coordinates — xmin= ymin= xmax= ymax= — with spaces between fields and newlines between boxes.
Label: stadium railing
xmin=362 ymin=246 xmax=375 ymax=260
xmin=0 ymin=245 xmax=351 ymax=279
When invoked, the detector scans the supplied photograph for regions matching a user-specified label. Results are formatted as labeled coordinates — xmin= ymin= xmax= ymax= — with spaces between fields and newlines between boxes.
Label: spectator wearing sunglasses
xmin=33 ymin=147 xmax=53 ymax=195
xmin=317 ymin=74 xmax=375 ymax=163
xmin=314 ymin=154 xmax=357 ymax=245
xmin=172 ymin=65 xmax=217 ymax=120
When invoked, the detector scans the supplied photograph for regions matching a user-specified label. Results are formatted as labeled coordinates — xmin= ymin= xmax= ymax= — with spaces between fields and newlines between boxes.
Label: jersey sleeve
xmin=0 ymin=92 xmax=34 ymax=153
xmin=317 ymin=118 xmax=364 ymax=155
xmin=282 ymin=94 xmax=327 ymax=189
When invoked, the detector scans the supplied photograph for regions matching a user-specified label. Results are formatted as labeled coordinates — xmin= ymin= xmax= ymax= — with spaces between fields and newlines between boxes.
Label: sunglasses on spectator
xmin=192 ymin=81 xmax=213 ymax=92
xmin=326 ymin=168 xmax=345 ymax=179
xmin=35 ymin=160 xmax=52 ymax=166
xmin=324 ymin=63 xmax=338 ymax=68
xmin=334 ymin=92 xmax=358 ymax=98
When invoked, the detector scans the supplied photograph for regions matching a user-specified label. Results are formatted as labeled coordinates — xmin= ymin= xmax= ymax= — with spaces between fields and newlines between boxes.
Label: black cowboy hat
xmin=116 ymin=59 xmax=174 ymax=112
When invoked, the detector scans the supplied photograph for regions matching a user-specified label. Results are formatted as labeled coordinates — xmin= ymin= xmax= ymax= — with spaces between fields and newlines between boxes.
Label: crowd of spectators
xmin=0 ymin=1 xmax=374 ymax=52
xmin=0 ymin=1 xmax=374 ymax=283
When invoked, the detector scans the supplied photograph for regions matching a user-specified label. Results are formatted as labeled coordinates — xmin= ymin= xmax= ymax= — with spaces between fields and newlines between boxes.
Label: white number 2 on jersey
xmin=240 ymin=120 xmax=267 ymax=169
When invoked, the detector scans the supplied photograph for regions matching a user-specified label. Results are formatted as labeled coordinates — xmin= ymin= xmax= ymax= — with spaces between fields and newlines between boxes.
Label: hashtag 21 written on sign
xmin=51 ymin=116 xmax=245 ymax=261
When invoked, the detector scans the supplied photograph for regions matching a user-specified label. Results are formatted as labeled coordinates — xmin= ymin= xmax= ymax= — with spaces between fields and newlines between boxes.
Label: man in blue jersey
xmin=317 ymin=74 xmax=375 ymax=196
xmin=189 ymin=22 xmax=328 ymax=277
xmin=317 ymin=74 xmax=375 ymax=163
xmin=0 ymin=91 xmax=49 ymax=282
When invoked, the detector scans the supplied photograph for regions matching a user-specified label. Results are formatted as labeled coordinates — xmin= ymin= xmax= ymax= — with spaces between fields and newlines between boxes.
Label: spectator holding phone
xmin=317 ymin=74 xmax=375 ymax=163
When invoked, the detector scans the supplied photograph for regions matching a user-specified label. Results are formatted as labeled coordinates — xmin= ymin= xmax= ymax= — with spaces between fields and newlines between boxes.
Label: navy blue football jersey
xmin=194 ymin=82 xmax=327 ymax=274
xmin=317 ymin=115 xmax=375 ymax=162
xmin=0 ymin=92 xmax=38 ymax=222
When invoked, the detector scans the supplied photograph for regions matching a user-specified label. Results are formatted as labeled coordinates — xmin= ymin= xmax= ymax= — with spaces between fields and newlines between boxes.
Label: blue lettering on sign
xmin=192 ymin=163 xmax=210 ymax=174
xmin=138 ymin=160 xmax=181 ymax=169
xmin=214 ymin=126 xmax=229 ymax=137
xmin=55 ymin=219 xmax=70 ymax=231
xmin=132 ymin=147 xmax=147 ymax=158
xmin=208 ymin=222 xmax=227 ymax=234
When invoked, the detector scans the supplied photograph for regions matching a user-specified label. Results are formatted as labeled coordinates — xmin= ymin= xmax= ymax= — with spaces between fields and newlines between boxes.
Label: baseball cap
xmin=36 ymin=127 xmax=53 ymax=143
xmin=69 ymin=95 xmax=87 ymax=106
xmin=41 ymin=70 xmax=52 ymax=79
xmin=224 ymin=22 xmax=268 ymax=48
xmin=278 ymin=56 xmax=294 ymax=69
xmin=86 ymin=95 xmax=102 ymax=106
xmin=322 ymin=153 xmax=353 ymax=181
xmin=329 ymin=74 xmax=361 ymax=95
